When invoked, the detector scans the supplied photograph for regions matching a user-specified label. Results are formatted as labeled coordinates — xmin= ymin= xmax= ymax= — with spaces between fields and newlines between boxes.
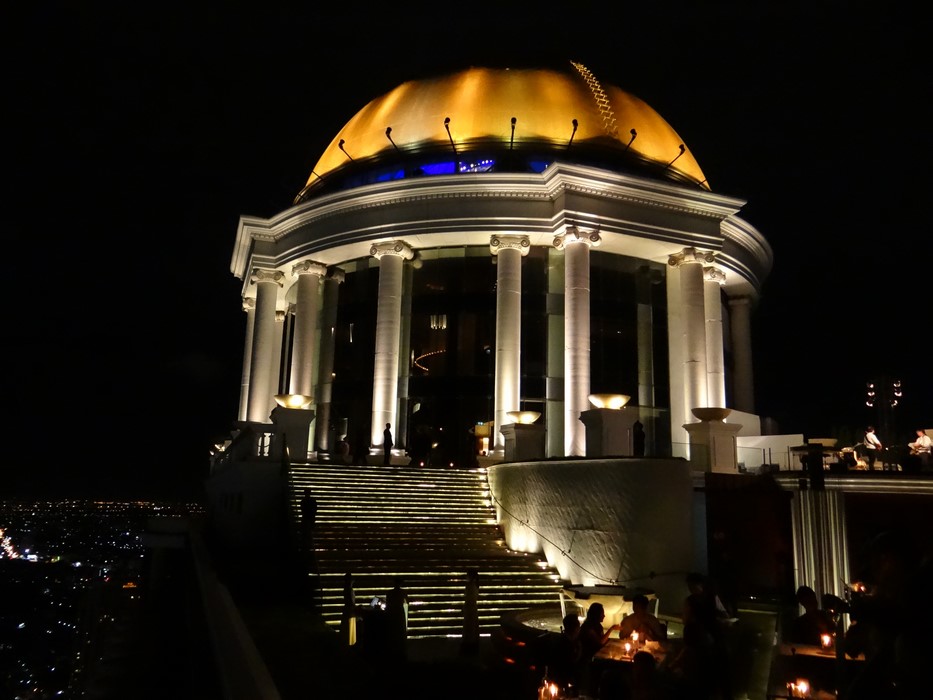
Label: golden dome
xmin=299 ymin=62 xmax=707 ymax=199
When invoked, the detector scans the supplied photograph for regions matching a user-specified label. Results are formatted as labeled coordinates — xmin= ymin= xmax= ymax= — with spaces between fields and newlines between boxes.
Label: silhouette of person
xmin=352 ymin=432 xmax=369 ymax=466
xmin=580 ymin=602 xmax=621 ymax=659
xmin=629 ymin=649 xmax=668 ymax=700
xmin=340 ymin=572 xmax=358 ymax=646
xmin=787 ymin=585 xmax=834 ymax=645
xmin=633 ymin=420 xmax=646 ymax=456
xmin=461 ymin=568 xmax=480 ymax=655
xmin=299 ymin=488 xmax=318 ymax=571
xmin=383 ymin=423 xmax=393 ymax=466
xmin=666 ymin=616 xmax=715 ymax=699
xmin=549 ymin=612 xmax=583 ymax=692
xmin=618 ymin=594 xmax=665 ymax=642
xmin=682 ymin=573 xmax=733 ymax=700
xmin=579 ymin=602 xmax=621 ymax=697
xmin=385 ymin=577 xmax=409 ymax=661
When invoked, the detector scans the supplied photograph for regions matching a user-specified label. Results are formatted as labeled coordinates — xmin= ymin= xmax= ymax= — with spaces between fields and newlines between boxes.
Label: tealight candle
xmin=787 ymin=679 xmax=811 ymax=698
xmin=623 ymin=641 xmax=632 ymax=656
xmin=820 ymin=633 xmax=833 ymax=650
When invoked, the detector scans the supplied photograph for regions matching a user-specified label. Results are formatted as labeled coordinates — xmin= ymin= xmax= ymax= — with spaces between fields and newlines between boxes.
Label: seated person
xmin=787 ymin=585 xmax=835 ymax=645
xmin=579 ymin=602 xmax=621 ymax=659
xmin=908 ymin=429 xmax=932 ymax=471
xmin=548 ymin=613 xmax=583 ymax=691
xmin=618 ymin=593 xmax=666 ymax=642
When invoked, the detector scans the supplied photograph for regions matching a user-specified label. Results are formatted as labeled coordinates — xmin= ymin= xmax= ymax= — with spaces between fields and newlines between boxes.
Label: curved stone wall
xmin=487 ymin=458 xmax=695 ymax=615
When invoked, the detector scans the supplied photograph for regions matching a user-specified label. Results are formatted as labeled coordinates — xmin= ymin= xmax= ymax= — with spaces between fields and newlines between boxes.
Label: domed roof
xmin=298 ymin=62 xmax=708 ymax=200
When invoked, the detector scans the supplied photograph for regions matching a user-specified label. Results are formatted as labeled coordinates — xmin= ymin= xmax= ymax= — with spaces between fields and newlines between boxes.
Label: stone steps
xmin=289 ymin=463 xmax=568 ymax=639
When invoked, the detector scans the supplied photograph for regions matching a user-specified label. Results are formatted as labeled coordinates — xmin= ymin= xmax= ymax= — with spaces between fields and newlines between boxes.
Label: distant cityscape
xmin=0 ymin=499 xmax=204 ymax=699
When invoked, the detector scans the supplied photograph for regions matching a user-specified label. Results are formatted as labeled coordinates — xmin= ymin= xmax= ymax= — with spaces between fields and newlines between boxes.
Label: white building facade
xmin=228 ymin=64 xmax=772 ymax=465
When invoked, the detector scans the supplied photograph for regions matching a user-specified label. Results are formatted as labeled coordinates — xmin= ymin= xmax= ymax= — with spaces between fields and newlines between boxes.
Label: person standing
xmin=863 ymin=426 xmax=882 ymax=471
xmin=299 ymin=488 xmax=318 ymax=571
xmin=385 ymin=577 xmax=410 ymax=661
xmin=461 ymin=568 xmax=480 ymax=655
xmin=383 ymin=423 xmax=393 ymax=466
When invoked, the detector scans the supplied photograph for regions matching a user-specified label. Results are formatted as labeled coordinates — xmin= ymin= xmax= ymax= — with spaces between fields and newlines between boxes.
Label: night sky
xmin=6 ymin=4 xmax=929 ymax=499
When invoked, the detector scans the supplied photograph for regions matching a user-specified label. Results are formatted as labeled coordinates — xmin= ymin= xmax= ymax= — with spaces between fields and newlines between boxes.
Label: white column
xmin=491 ymin=235 xmax=530 ymax=450
xmin=397 ymin=261 xmax=415 ymax=451
xmin=669 ymin=248 xmax=712 ymax=419
xmin=288 ymin=260 xmax=327 ymax=397
xmin=790 ymin=489 xmax=851 ymax=607
xmin=636 ymin=266 xmax=659 ymax=408
xmin=370 ymin=241 xmax=414 ymax=448
xmin=270 ymin=309 xmax=286 ymax=414
xmin=315 ymin=268 xmax=344 ymax=452
xmin=554 ymin=227 xmax=600 ymax=456
xmin=728 ymin=296 xmax=755 ymax=414
xmin=246 ymin=268 xmax=284 ymax=423
xmin=238 ymin=297 xmax=255 ymax=423
xmin=704 ymin=266 xmax=727 ymax=409
xmin=665 ymin=262 xmax=687 ymax=455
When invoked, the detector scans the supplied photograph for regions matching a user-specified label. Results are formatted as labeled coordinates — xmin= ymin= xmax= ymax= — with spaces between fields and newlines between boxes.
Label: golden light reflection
xmin=506 ymin=410 xmax=541 ymax=424
xmin=273 ymin=394 xmax=314 ymax=409
xmin=587 ymin=393 xmax=630 ymax=409
xmin=305 ymin=65 xmax=707 ymax=192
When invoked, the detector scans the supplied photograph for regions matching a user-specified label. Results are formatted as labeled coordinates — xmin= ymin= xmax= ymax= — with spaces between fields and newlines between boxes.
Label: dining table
xmin=593 ymin=638 xmax=671 ymax=665
xmin=767 ymin=642 xmax=865 ymax=697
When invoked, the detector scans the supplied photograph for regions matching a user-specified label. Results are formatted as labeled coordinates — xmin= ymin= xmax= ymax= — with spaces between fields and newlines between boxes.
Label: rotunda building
xmin=230 ymin=62 xmax=772 ymax=465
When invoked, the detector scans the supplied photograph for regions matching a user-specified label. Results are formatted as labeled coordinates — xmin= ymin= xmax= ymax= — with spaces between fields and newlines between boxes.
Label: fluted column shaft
xmin=315 ymin=269 xmax=344 ymax=452
xmin=669 ymin=248 xmax=711 ymax=421
xmin=704 ymin=266 xmax=727 ymax=408
xmin=729 ymin=296 xmax=755 ymax=414
xmin=238 ymin=298 xmax=255 ymax=422
xmin=396 ymin=263 xmax=414 ymax=450
xmin=246 ymin=269 xmax=284 ymax=423
xmin=790 ymin=489 xmax=850 ymax=606
xmin=288 ymin=261 xmax=327 ymax=398
xmin=635 ymin=266 xmax=658 ymax=409
xmin=370 ymin=241 xmax=414 ymax=448
xmin=555 ymin=227 xmax=600 ymax=457
xmin=492 ymin=235 xmax=529 ymax=450
xmin=271 ymin=310 xmax=286 ymax=403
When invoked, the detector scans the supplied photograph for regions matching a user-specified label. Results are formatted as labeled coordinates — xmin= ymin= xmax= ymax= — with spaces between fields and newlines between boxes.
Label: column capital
xmin=703 ymin=266 xmax=726 ymax=284
xmin=370 ymin=240 xmax=414 ymax=260
xmin=553 ymin=226 xmax=601 ymax=250
xmin=668 ymin=247 xmax=715 ymax=267
xmin=242 ymin=297 xmax=255 ymax=311
xmin=326 ymin=267 xmax=346 ymax=284
xmin=275 ymin=309 xmax=287 ymax=322
xmin=250 ymin=268 xmax=285 ymax=286
xmin=490 ymin=235 xmax=531 ymax=256
xmin=292 ymin=260 xmax=328 ymax=278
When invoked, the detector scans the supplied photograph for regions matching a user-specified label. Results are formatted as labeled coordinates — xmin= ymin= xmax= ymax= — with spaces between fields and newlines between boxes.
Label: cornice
xmin=270 ymin=163 xmax=746 ymax=241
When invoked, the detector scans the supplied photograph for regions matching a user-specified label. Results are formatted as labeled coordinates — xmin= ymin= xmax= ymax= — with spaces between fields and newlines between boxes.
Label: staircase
xmin=288 ymin=463 xmax=568 ymax=640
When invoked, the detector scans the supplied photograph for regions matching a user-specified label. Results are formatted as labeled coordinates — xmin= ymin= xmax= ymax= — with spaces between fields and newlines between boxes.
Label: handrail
xmin=188 ymin=525 xmax=282 ymax=700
